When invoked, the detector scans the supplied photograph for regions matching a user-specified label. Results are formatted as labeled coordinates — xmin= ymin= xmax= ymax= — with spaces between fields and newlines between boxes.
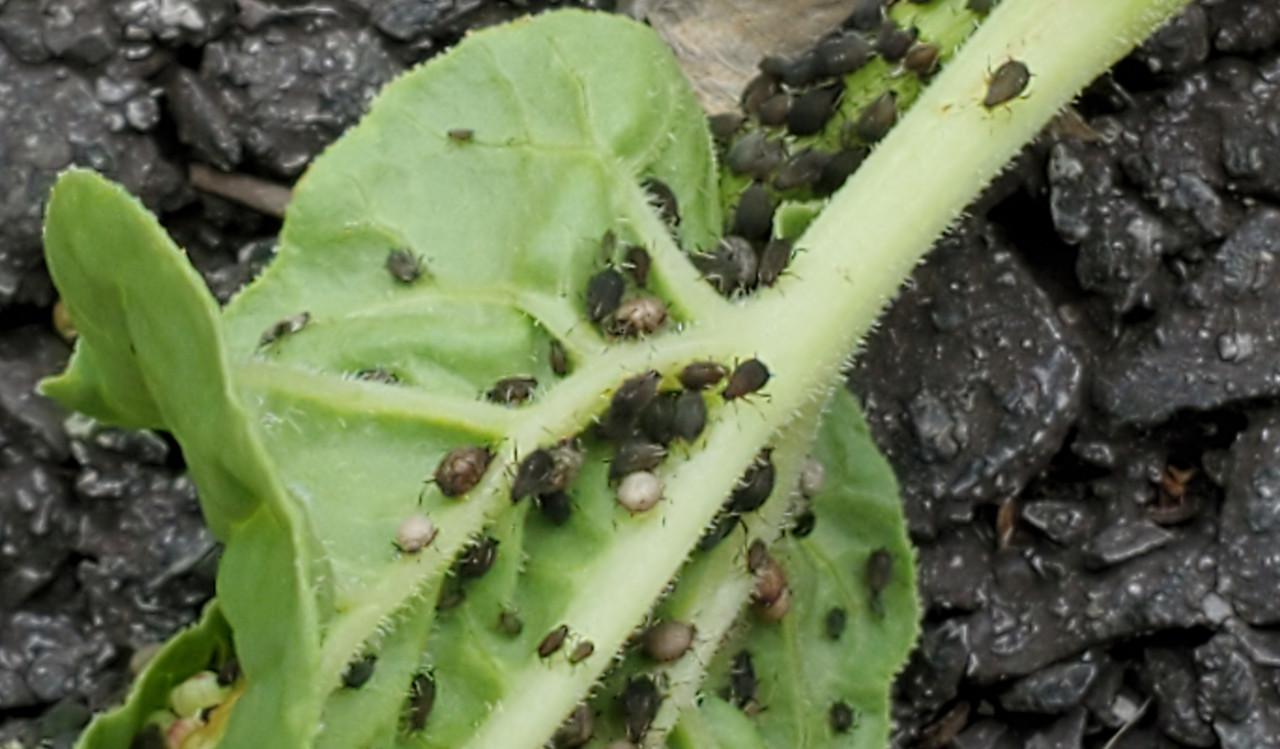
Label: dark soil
xmin=2 ymin=1 xmax=1279 ymax=748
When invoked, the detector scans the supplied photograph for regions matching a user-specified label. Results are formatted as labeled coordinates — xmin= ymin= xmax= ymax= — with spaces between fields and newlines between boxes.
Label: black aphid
xmin=829 ymin=701 xmax=854 ymax=733
xmin=538 ymin=624 xmax=570 ymax=658
xmin=447 ymin=128 xmax=474 ymax=142
xmin=679 ymin=361 xmax=728 ymax=391
xmin=623 ymin=245 xmax=652 ymax=287
xmin=586 ymin=268 xmax=626 ymax=324
xmin=619 ymin=676 xmax=662 ymax=742
xmin=355 ymin=367 xmax=399 ymax=384
xmin=406 ymin=673 xmax=436 ymax=731
xmin=816 ymin=148 xmax=866 ymax=196
xmin=696 ymin=235 xmax=758 ymax=295
xmin=730 ymin=450 xmax=776 ymax=513
xmin=457 ymin=536 xmax=499 ymax=579
xmin=723 ymin=358 xmax=770 ymax=401
xmin=741 ymin=73 xmax=781 ymax=118
xmin=733 ymin=183 xmax=775 ymax=241
xmin=512 ymin=448 xmax=556 ymax=502
xmin=876 ymin=21 xmax=916 ymax=61
xmin=903 ymin=42 xmax=940 ymax=77
xmin=342 ymin=654 xmax=377 ymax=689
xmin=984 ymin=60 xmax=1031 ymax=108
xmin=639 ymin=392 xmax=679 ymax=445
xmin=130 ymin=725 xmax=165 ymax=749
xmin=486 ymin=375 xmax=538 ymax=406
xmin=609 ymin=370 xmax=662 ymax=424
xmin=825 ymin=607 xmax=847 ymax=640
xmin=612 ymin=296 xmax=667 ymax=338
xmin=967 ymin=0 xmax=996 ymax=12
xmin=609 ymin=441 xmax=667 ymax=483
xmin=436 ymin=581 xmax=465 ymax=611
xmin=216 ymin=657 xmax=240 ymax=686
xmin=760 ymin=51 xmax=819 ymax=88
xmin=757 ymin=239 xmax=793 ymax=287
xmin=726 ymin=131 xmax=787 ymax=179
xmin=866 ymin=547 xmax=894 ymax=616
xmin=854 ymin=91 xmax=897 ymax=143
xmin=726 ymin=651 xmax=757 ymax=708
xmin=787 ymin=83 xmax=842 ymax=137
xmin=773 ymin=150 xmax=830 ymax=192
xmin=846 ymin=0 xmax=885 ymax=30
xmin=756 ymin=93 xmax=791 ymax=128
xmin=816 ymin=32 xmax=872 ymax=76
xmin=642 ymin=178 xmax=680 ymax=229
xmin=434 ymin=445 xmax=492 ymax=498
xmin=709 ymin=112 xmax=745 ymax=144
xmin=672 ymin=390 xmax=707 ymax=442
xmin=549 ymin=340 xmax=569 ymax=376
xmin=569 ymin=640 xmax=595 ymax=664
xmin=791 ymin=509 xmax=817 ymax=537
xmin=552 ymin=704 xmax=594 ymax=748
xmin=258 ymin=311 xmax=310 ymax=347
xmin=698 ymin=511 xmax=739 ymax=551
xmin=537 ymin=490 xmax=573 ymax=526
xmin=497 ymin=609 xmax=523 ymax=636
xmin=385 ymin=248 xmax=423 ymax=284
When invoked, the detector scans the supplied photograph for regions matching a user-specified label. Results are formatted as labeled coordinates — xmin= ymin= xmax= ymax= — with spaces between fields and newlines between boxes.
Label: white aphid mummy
xmin=617 ymin=471 xmax=663 ymax=513
xmin=396 ymin=513 xmax=438 ymax=553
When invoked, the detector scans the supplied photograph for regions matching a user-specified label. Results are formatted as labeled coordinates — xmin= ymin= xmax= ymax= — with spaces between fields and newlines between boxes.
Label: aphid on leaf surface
xmin=854 ymin=91 xmax=897 ymax=143
xmin=612 ymin=296 xmax=667 ymax=338
xmin=904 ymin=42 xmax=940 ymax=77
xmin=984 ymin=60 xmax=1031 ymax=108
xmin=436 ymin=581 xmax=465 ymax=611
xmin=756 ymin=584 xmax=792 ymax=622
xmin=773 ymin=150 xmax=830 ymax=192
xmin=726 ymin=131 xmax=787 ymax=179
xmin=876 ymin=21 xmax=916 ymax=62
xmin=643 ymin=620 xmax=696 ymax=663
xmin=512 ymin=448 xmax=556 ymax=501
xmin=258 ymin=311 xmax=310 ymax=347
xmin=215 ymin=658 xmax=240 ymax=687
xmin=830 ymin=701 xmax=855 ymax=734
xmin=641 ymin=177 xmax=680 ymax=229
xmin=741 ymin=73 xmax=781 ymax=119
xmin=725 ymin=651 xmax=757 ymax=708
xmin=746 ymin=538 xmax=769 ymax=573
xmin=549 ymin=339 xmax=569 ymax=376
xmin=679 ymin=361 xmax=728 ymax=391
xmin=968 ymin=0 xmax=996 ymax=12
xmin=434 ymin=445 xmax=492 ymax=498
xmin=639 ymin=392 xmax=679 ymax=445
xmin=552 ymin=704 xmax=594 ymax=748
xmin=619 ymin=676 xmax=662 ymax=742
xmin=757 ymin=239 xmax=793 ymax=287
xmin=497 ymin=609 xmax=523 ymax=636
xmin=787 ymin=83 xmax=842 ymax=137
xmin=617 ymin=470 xmax=663 ymax=513
xmin=354 ymin=367 xmax=398 ymax=384
xmin=447 ymin=128 xmax=474 ymax=142
xmin=791 ymin=509 xmax=817 ymax=538
xmin=568 ymin=640 xmax=595 ymax=664
xmin=406 ymin=673 xmax=436 ymax=731
xmin=672 ymin=390 xmax=707 ymax=442
xmin=865 ymin=547 xmax=894 ymax=616
xmin=586 ymin=268 xmax=626 ymax=324
xmin=825 ymin=607 xmax=847 ymax=640
xmin=723 ymin=358 xmax=770 ymax=401
xmin=609 ymin=441 xmax=667 ymax=483
xmin=610 ymin=370 xmax=662 ymax=423
xmin=486 ymin=375 xmax=538 ymax=406
xmin=708 ymin=112 xmax=744 ymax=144
xmin=539 ymin=624 xmax=570 ymax=658
xmin=761 ymin=51 xmax=819 ymax=88
xmin=695 ymin=235 xmax=758 ymax=295
xmin=732 ymin=182 xmax=775 ymax=242
xmin=756 ymin=93 xmax=791 ymax=128
xmin=816 ymin=147 xmax=867 ymax=196
xmin=342 ymin=654 xmax=377 ymax=689
xmin=623 ymin=245 xmax=651 ymax=287
xmin=537 ymin=490 xmax=573 ymax=526
xmin=816 ymin=32 xmax=872 ymax=77
xmin=457 ymin=536 xmax=499 ymax=578
xmin=752 ymin=555 xmax=788 ymax=609
xmin=395 ymin=513 xmax=437 ymax=554
xmin=730 ymin=449 xmax=777 ymax=513
xmin=385 ymin=248 xmax=423 ymax=284
xmin=698 ymin=511 xmax=738 ymax=551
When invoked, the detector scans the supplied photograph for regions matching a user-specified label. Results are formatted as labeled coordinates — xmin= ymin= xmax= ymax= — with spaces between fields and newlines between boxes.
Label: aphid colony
xmin=585 ymin=230 xmax=667 ymax=339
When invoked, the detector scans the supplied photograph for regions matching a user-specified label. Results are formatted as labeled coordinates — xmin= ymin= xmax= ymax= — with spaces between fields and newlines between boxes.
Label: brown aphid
xmin=612 ymin=296 xmax=667 ymax=338
xmin=486 ymin=375 xmax=538 ymax=406
xmin=876 ymin=21 xmax=916 ymax=62
xmin=757 ymin=238 xmax=792 ymax=287
xmin=903 ymin=42 xmax=940 ymax=77
xmin=679 ymin=361 xmax=728 ymax=391
xmin=865 ymin=547 xmax=894 ymax=616
xmin=355 ymin=367 xmax=399 ymax=384
xmin=746 ymin=538 xmax=769 ymax=573
xmin=497 ymin=609 xmax=523 ymax=636
xmin=568 ymin=640 xmax=595 ymax=664
xmin=552 ymin=704 xmax=594 ymax=748
xmin=984 ymin=60 xmax=1031 ymax=108
xmin=752 ymin=555 xmax=788 ymax=610
xmin=385 ymin=248 xmax=424 ymax=284
xmin=406 ymin=673 xmax=436 ymax=731
xmin=642 ymin=178 xmax=680 ymax=229
xmin=538 ymin=624 xmax=570 ymax=658
xmin=447 ymin=128 xmax=474 ymax=142
xmin=757 ymin=585 xmax=792 ymax=622
xmin=549 ymin=340 xmax=570 ymax=376
xmin=457 ymin=536 xmax=499 ymax=579
xmin=258 ymin=311 xmax=310 ymax=347
xmin=756 ymin=93 xmax=791 ymax=127
xmin=723 ymin=358 xmax=770 ymax=401
xmin=434 ymin=445 xmax=492 ymax=498
xmin=643 ymin=620 xmax=696 ymax=663
xmin=586 ymin=268 xmax=626 ymax=324
xmin=854 ymin=91 xmax=897 ymax=143
xmin=623 ymin=245 xmax=652 ymax=287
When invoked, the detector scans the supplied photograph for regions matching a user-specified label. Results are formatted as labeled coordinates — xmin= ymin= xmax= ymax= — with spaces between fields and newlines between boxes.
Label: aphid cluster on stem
xmin=583 ymin=233 xmax=670 ymax=338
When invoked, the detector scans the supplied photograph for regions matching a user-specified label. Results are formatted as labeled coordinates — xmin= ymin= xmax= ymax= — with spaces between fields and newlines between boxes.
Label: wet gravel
xmin=4 ymin=1 xmax=1280 ymax=747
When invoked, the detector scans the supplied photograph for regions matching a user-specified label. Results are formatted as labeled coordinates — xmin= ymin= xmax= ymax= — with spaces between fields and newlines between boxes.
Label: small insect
xmin=984 ymin=60 xmax=1031 ymax=108
xmin=903 ymin=42 xmax=940 ymax=77
xmin=967 ymin=0 xmax=996 ymax=12
xmin=568 ymin=640 xmax=595 ymax=664
xmin=216 ymin=657 xmax=240 ymax=686
xmin=609 ymin=441 xmax=667 ymax=483
xmin=725 ymin=651 xmax=757 ymax=708
xmin=829 ymin=701 xmax=855 ymax=734
xmin=756 ymin=238 xmax=793 ymax=287
xmin=497 ymin=609 xmax=523 ymax=636
xmin=752 ymin=555 xmax=788 ymax=610
xmin=698 ymin=512 xmax=738 ymax=551
xmin=847 ymin=0 xmax=885 ymax=30
xmin=696 ymin=235 xmax=758 ymax=295
xmin=457 ymin=536 xmax=499 ymax=578
xmin=549 ymin=340 xmax=570 ymax=376
xmin=756 ymin=93 xmax=791 ymax=127
xmin=512 ymin=448 xmax=556 ymax=501
xmin=642 ymin=178 xmax=681 ymax=229
xmin=639 ymin=392 xmax=679 ymax=445
xmin=1152 ymin=464 xmax=1199 ymax=524
xmin=619 ymin=676 xmax=662 ymax=742
xmin=773 ymin=150 xmax=830 ymax=192
xmin=816 ymin=32 xmax=872 ymax=77
xmin=617 ymin=470 xmax=663 ymax=513
xmin=741 ymin=73 xmax=781 ymax=119
xmin=791 ymin=510 xmax=816 ymax=537
xmin=436 ymin=581 xmax=465 ymax=611
xmin=447 ymin=128 xmax=474 ymax=142
xmin=816 ymin=148 xmax=867 ymax=196
xmin=854 ymin=91 xmax=897 ymax=143
xmin=800 ymin=457 xmax=826 ymax=498
xmin=756 ymin=584 xmax=792 ymax=622
xmin=825 ymin=607 xmax=847 ymax=640
xmin=708 ymin=112 xmax=745 ymax=144
xmin=486 ymin=375 xmax=538 ymax=406
xmin=643 ymin=620 xmax=696 ymax=663
xmin=434 ymin=445 xmax=492 ymax=498
xmin=342 ymin=654 xmax=377 ymax=689
xmin=395 ymin=513 xmax=437 ymax=554
xmin=586 ymin=268 xmax=626 ymax=324
xmin=611 ymin=296 xmax=667 ymax=338
xmin=723 ymin=358 xmax=771 ymax=401
xmin=385 ymin=248 xmax=424 ymax=284
xmin=406 ymin=673 xmax=436 ymax=731
xmin=537 ymin=490 xmax=573 ymax=526
xmin=538 ymin=624 xmax=570 ymax=658
xmin=725 ymin=131 xmax=787 ymax=179
xmin=258 ymin=311 xmax=310 ymax=347
xmin=552 ymin=703 xmax=594 ymax=748
xmin=733 ymin=182 xmax=775 ymax=241
xmin=610 ymin=370 xmax=662 ymax=424
xmin=876 ymin=21 xmax=916 ymax=62
xmin=730 ymin=450 xmax=776 ymax=514
xmin=679 ymin=361 xmax=728 ymax=391
xmin=746 ymin=538 xmax=769 ymax=573
xmin=865 ymin=548 xmax=894 ymax=616
xmin=787 ymin=83 xmax=842 ymax=137
xmin=623 ymin=245 xmax=652 ymax=287
xmin=354 ymin=367 xmax=399 ymax=384
xmin=672 ymin=390 xmax=707 ymax=442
